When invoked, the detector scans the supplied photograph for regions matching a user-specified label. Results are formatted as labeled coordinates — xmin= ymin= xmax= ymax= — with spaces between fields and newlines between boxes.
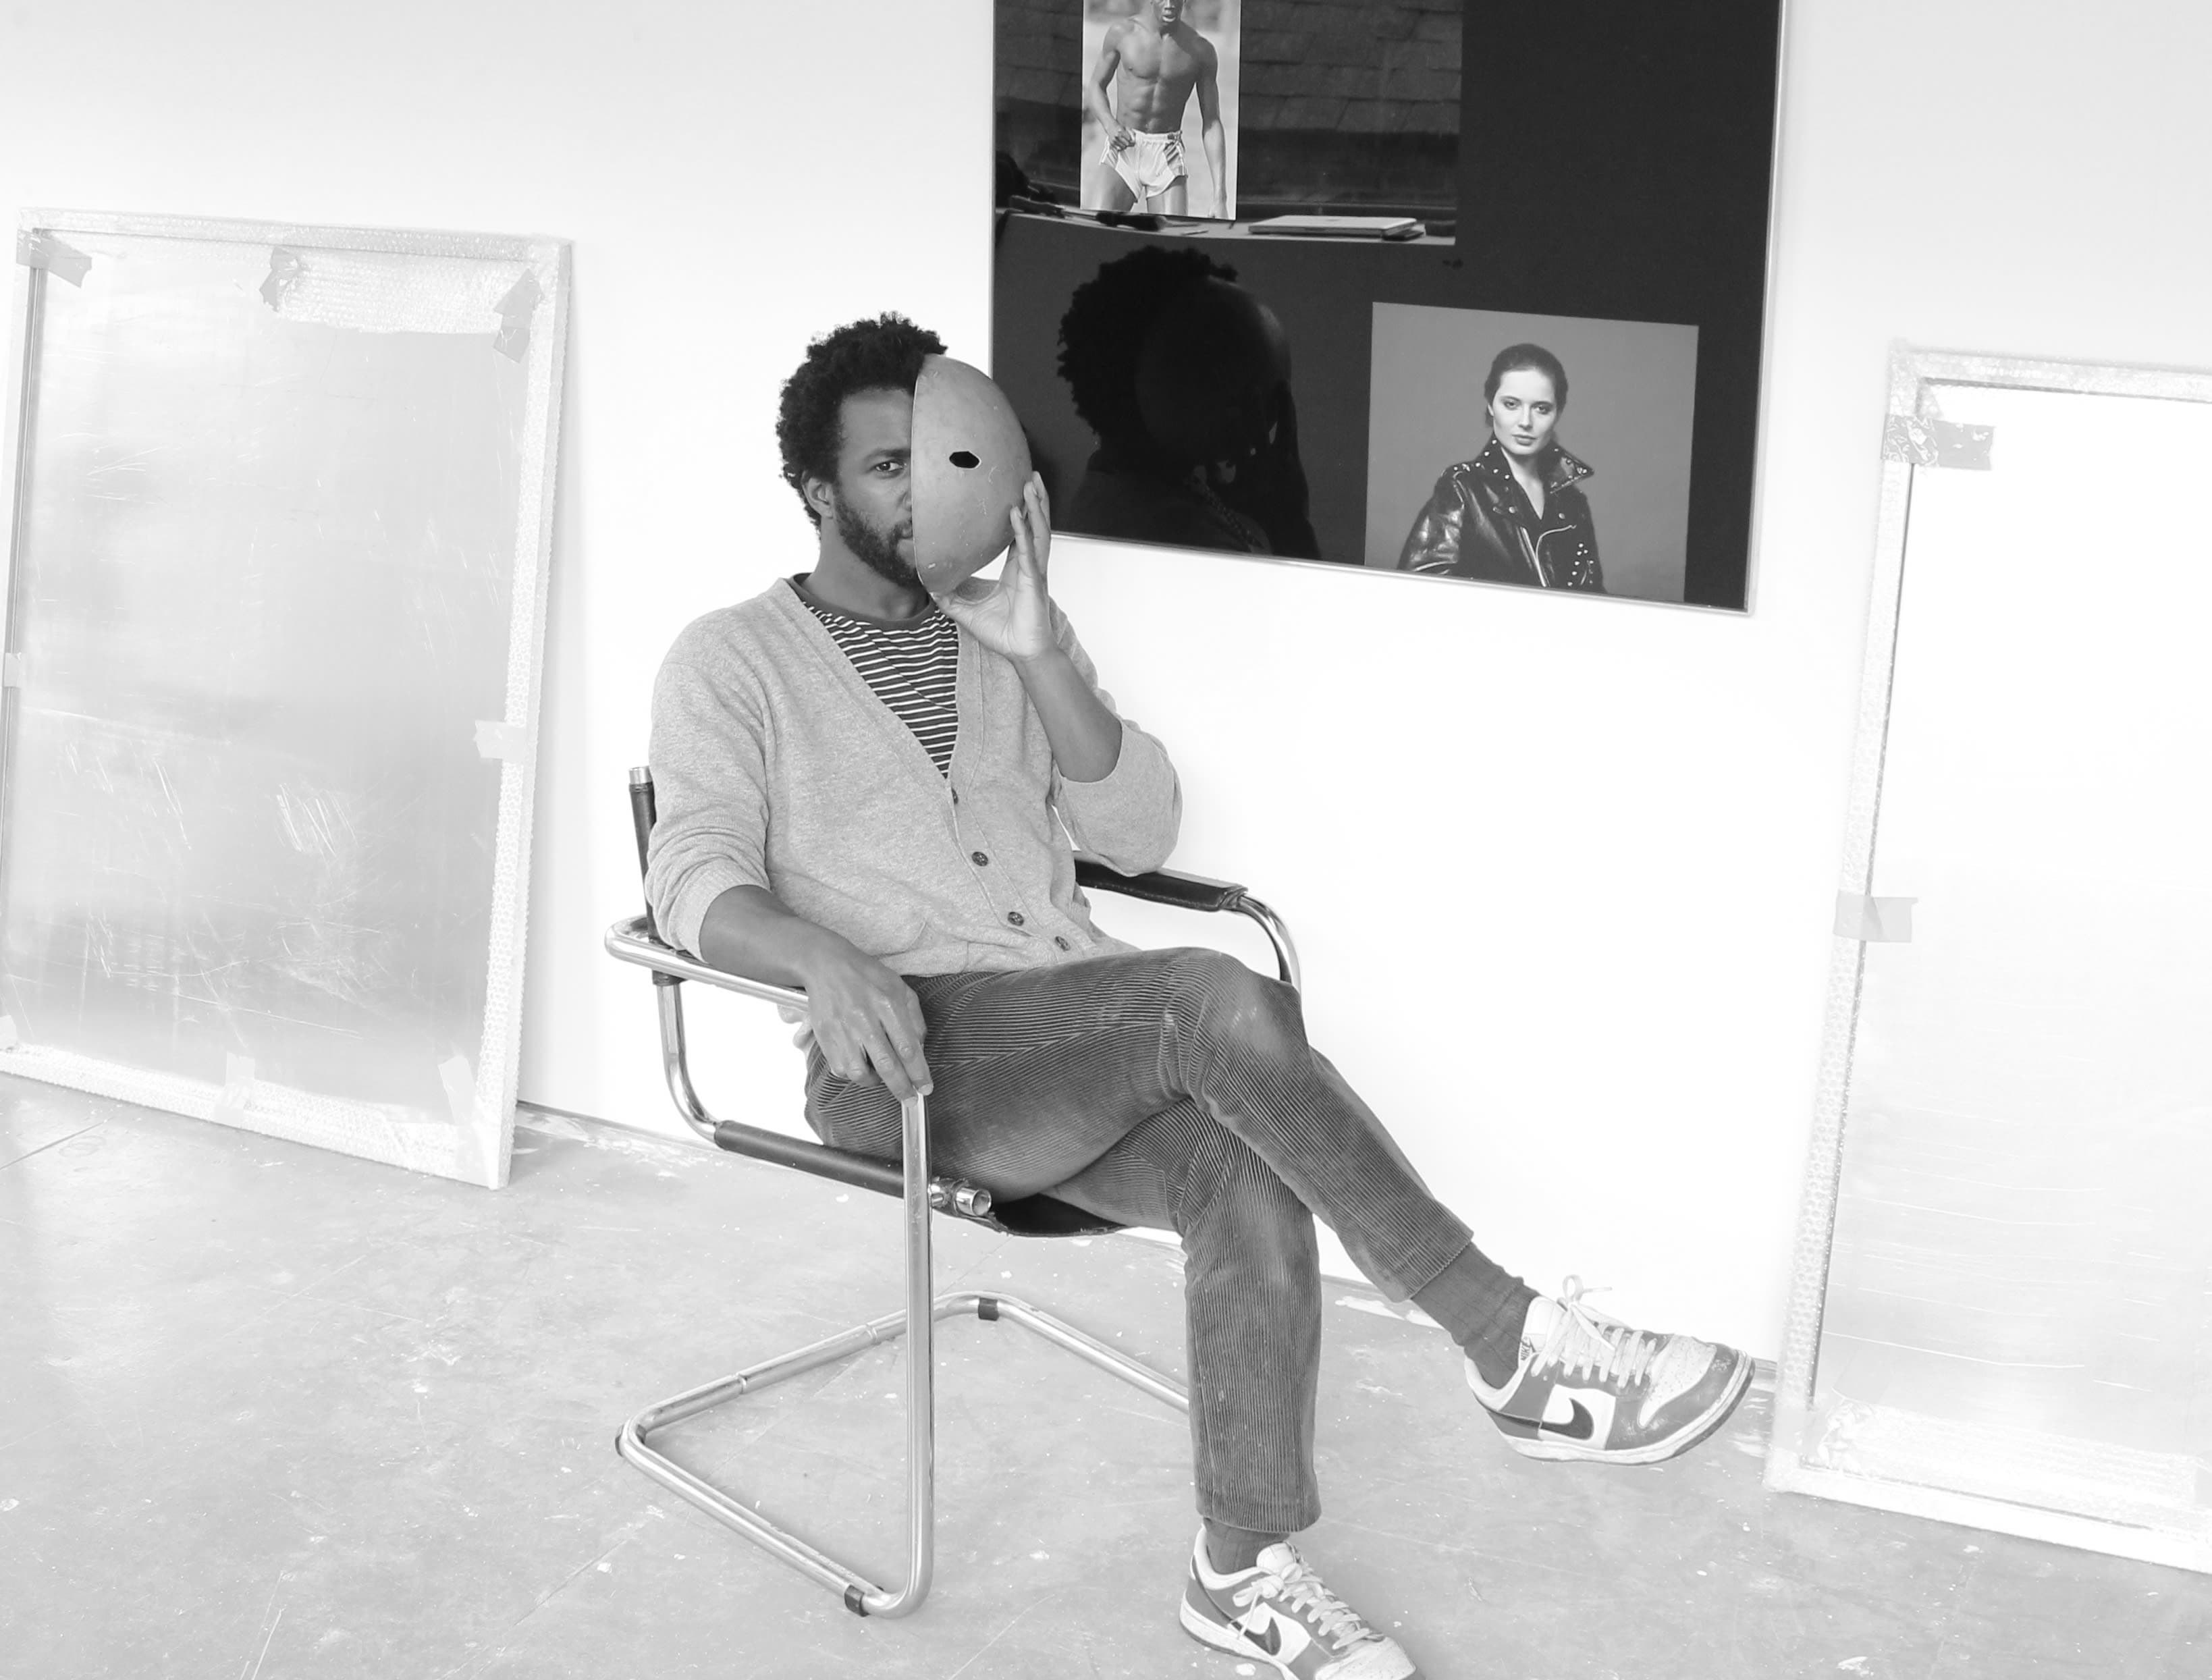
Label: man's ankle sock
xmin=1203 ymin=1520 xmax=1283 ymax=1576
xmin=1411 ymin=1241 xmax=1539 ymax=1389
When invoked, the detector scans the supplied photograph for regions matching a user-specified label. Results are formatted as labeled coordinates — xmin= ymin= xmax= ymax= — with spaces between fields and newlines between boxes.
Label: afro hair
xmin=776 ymin=313 xmax=946 ymax=526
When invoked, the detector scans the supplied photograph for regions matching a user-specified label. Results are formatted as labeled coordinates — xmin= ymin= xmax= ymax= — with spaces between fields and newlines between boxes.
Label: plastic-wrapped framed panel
xmin=0 ymin=211 xmax=569 ymax=1189
xmin=1769 ymin=347 xmax=2212 ymax=1571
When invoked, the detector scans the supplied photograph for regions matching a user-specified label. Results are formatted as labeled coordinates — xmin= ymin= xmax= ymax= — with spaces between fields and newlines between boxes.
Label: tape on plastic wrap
xmin=475 ymin=719 xmax=527 ymax=761
xmin=211 ymin=1052 xmax=256 ymax=1124
xmin=437 ymin=1054 xmax=493 ymax=1187
xmin=259 ymin=246 xmax=525 ymax=337
xmin=0 ymin=1016 xmax=18 ymax=1050
xmin=438 ymin=1054 xmax=477 ymax=1129
xmin=1882 ymin=413 xmax=1995 ymax=470
xmin=493 ymin=271 xmax=541 ymax=360
xmin=16 ymin=229 xmax=91 ymax=286
xmin=1 ymin=653 xmax=21 ymax=688
xmin=261 ymin=246 xmax=305 ymax=308
xmin=1835 ymin=892 xmax=1916 ymax=943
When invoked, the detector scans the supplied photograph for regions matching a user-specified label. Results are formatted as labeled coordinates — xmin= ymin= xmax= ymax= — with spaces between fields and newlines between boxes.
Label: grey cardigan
xmin=645 ymin=578 xmax=1182 ymax=975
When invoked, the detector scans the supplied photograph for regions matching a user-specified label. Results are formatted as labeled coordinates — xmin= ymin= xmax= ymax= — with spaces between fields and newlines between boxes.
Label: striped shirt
xmin=790 ymin=578 xmax=960 ymax=775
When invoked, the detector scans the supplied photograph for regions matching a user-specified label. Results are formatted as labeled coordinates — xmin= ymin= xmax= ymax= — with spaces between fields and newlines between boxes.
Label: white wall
xmin=5 ymin=0 xmax=2209 ymax=1355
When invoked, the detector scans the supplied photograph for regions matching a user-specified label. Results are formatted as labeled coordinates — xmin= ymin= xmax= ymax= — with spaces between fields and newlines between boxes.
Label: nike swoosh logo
xmin=1243 ymin=1619 xmax=1283 ymax=1656
xmin=1542 ymin=1399 xmax=1595 ymax=1441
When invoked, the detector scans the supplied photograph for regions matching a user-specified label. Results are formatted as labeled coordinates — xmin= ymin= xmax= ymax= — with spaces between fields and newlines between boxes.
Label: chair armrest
xmin=604 ymin=915 xmax=807 ymax=1010
xmin=1074 ymin=857 xmax=1246 ymax=914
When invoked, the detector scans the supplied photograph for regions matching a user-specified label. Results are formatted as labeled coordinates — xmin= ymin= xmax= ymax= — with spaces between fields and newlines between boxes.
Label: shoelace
xmin=1533 ymin=1276 xmax=1657 ymax=1387
xmin=1232 ymin=1548 xmax=1378 ymax=1652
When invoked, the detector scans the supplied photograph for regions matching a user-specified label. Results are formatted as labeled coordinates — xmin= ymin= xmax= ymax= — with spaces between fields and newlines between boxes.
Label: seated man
xmin=645 ymin=315 xmax=1750 ymax=1680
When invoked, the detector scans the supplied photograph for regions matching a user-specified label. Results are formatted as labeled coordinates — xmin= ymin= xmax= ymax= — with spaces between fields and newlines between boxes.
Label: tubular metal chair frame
xmin=606 ymin=767 xmax=1301 ymax=1618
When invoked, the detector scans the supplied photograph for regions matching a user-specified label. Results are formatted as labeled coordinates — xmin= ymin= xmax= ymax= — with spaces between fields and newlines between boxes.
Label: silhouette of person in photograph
xmin=1056 ymin=246 xmax=1318 ymax=559
xmin=1083 ymin=0 xmax=1228 ymax=217
xmin=1396 ymin=343 xmax=1604 ymax=592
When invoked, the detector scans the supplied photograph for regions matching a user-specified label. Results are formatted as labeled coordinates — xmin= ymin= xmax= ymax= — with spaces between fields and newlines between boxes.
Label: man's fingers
xmin=858 ymin=1023 xmax=919 ymax=1102
xmin=817 ymin=1025 xmax=873 ymax=1087
xmin=878 ymin=998 xmax=935 ymax=1096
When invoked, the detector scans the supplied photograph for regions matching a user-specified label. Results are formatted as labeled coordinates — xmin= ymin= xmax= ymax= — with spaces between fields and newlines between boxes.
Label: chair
xmin=605 ymin=766 xmax=1301 ymax=1618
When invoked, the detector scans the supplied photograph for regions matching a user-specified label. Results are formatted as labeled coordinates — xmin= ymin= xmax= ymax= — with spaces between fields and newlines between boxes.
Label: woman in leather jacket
xmin=1394 ymin=342 xmax=1604 ymax=592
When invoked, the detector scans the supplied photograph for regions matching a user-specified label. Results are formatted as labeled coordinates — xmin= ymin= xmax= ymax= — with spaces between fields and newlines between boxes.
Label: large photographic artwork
xmin=994 ymin=1 xmax=1781 ymax=611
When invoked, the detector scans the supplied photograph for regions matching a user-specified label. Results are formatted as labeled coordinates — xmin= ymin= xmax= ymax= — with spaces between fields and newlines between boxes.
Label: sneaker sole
xmin=1490 ymin=1349 xmax=1755 ymax=1466
xmin=1179 ymin=1595 xmax=1295 ymax=1675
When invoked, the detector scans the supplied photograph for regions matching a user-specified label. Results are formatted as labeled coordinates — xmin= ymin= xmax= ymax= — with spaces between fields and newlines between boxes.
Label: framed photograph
xmin=1366 ymin=302 xmax=1698 ymax=602
xmin=994 ymin=1 xmax=1782 ymax=612
xmin=1079 ymin=0 xmax=1241 ymax=221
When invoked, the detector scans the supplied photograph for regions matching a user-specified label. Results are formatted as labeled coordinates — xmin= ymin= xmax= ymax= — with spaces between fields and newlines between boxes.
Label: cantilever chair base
xmin=612 ymin=765 xmax=1299 ymax=1618
xmin=616 ymin=1289 xmax=1188 ymax=1617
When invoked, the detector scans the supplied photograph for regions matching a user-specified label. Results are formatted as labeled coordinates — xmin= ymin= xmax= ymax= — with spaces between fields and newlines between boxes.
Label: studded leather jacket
xmin=1395 ymin=437 xmax=1604 ymax=592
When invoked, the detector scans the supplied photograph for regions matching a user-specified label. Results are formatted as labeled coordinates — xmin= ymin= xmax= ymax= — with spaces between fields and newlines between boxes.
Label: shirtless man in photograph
xmin=1083 ymin=0 xmax=1227 ymax=217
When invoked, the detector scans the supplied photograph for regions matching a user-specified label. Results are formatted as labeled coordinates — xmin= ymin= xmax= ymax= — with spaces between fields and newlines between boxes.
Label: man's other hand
xmin=798 ymin=938 xmax=933 ymax=1101
xmin=1108 ymin=125 xmax=1135 ymax=153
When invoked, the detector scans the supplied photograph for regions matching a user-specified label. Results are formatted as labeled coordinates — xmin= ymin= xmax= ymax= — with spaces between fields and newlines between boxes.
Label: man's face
xmin=1155 ymin=0 xmax=1183 ymax=24
xmin=825 ymin=387 xmax=917 ymax=587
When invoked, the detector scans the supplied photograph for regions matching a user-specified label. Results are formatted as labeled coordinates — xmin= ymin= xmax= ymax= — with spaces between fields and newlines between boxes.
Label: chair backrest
xmin=628 ymin=767 xmax=658 ymax=937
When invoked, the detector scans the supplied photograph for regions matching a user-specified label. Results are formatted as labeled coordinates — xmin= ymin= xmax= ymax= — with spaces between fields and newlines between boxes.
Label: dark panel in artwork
xmin=1238 ymin=0 xmax=1461 ymax=218
xmin=998 ymin=0 xmax=1084 ymax=197
xmin=1453 ymin=5 xmax=1783 ymax=609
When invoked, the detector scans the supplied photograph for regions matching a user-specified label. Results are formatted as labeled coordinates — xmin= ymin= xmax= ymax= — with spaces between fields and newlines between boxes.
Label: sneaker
xmin=1467 ymin=1276 xmax=1751 ymax=1465
xmin=1179 ymin=1528 xmax=1420 ymax=1679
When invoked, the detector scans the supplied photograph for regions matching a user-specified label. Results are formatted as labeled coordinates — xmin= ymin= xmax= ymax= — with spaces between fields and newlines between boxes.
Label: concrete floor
xmin=3 ymin=1077 xmax=2209 ymax=1679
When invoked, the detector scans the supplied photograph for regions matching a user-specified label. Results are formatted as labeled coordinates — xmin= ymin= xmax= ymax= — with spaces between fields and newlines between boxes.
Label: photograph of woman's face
xmin=1487 ymin=367 xmax=1559 ymax=460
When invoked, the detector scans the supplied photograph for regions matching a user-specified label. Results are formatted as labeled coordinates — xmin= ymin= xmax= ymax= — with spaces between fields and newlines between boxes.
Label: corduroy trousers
xmin=804 ymin=946 xmax=1522 ymax=1534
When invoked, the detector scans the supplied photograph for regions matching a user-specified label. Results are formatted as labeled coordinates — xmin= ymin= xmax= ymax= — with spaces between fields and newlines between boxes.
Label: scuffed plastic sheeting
xmin=1804 ymin=381 xmax=2212 ymax=1545
xmin=1806 ymin=1398 xmax=2212 ymax=1541
xmin=0 ymin=1041 xmax=466 ymax=1177
xmin=261 ymin=244 xmax=528 ymax=340
xmin=0 ymin=231 xmax=529 ymax=1187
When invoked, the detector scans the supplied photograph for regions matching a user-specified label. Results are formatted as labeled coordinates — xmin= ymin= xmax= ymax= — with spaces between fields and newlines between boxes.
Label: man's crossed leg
xmin=807 ymin=946 xmax=1752 ymax=1680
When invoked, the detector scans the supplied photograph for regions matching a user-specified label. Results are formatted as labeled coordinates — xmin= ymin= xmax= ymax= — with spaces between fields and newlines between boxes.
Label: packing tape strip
xmin=210 ymin=1052 xmax=256 ymax=1124
xmin=16 ymin=229 xmax=91 ymax=286
xmin=1881 ymin=413 xmax=1994 ymax=470
xmin=1835 ymin=892 xmax=1916 ymax=942
xmin=438 ymin=1054 xmax=476 ymax=1128
xmin=261 ymin=246 xmax=306 ymax=309
xmin=2 ymin=653 xmax=21 ymax=688
xmin=0 ymin=1015 xmax=18 ymax=1050
xmin=475 ymin=720 xmax=528 ymax=761
xmin=493 ymin=271 xmax=541 ymax=361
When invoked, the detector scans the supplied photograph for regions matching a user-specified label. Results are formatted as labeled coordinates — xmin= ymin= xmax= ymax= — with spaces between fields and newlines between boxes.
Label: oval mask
xmin=911 ymin=354 xmax=1033 ymax=593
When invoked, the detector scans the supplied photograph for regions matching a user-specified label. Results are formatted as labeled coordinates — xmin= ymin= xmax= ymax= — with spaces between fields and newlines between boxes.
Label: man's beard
xmin=834 ymin=495 xmax=919 ymax=589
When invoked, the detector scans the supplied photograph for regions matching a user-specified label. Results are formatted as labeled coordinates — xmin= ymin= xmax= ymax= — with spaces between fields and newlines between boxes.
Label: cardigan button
xmin=1053 ymin=936 xmax=1071 ymax=951
xmin=971 ymin=850 xmax=989 ymax=866
xmin=1006 ymin=911 xmax=1025 ymax=927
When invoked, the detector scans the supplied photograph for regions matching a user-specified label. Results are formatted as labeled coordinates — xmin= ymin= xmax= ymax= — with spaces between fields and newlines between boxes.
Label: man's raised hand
xmin=932 ymin=474 xmax=1056 ymax=665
